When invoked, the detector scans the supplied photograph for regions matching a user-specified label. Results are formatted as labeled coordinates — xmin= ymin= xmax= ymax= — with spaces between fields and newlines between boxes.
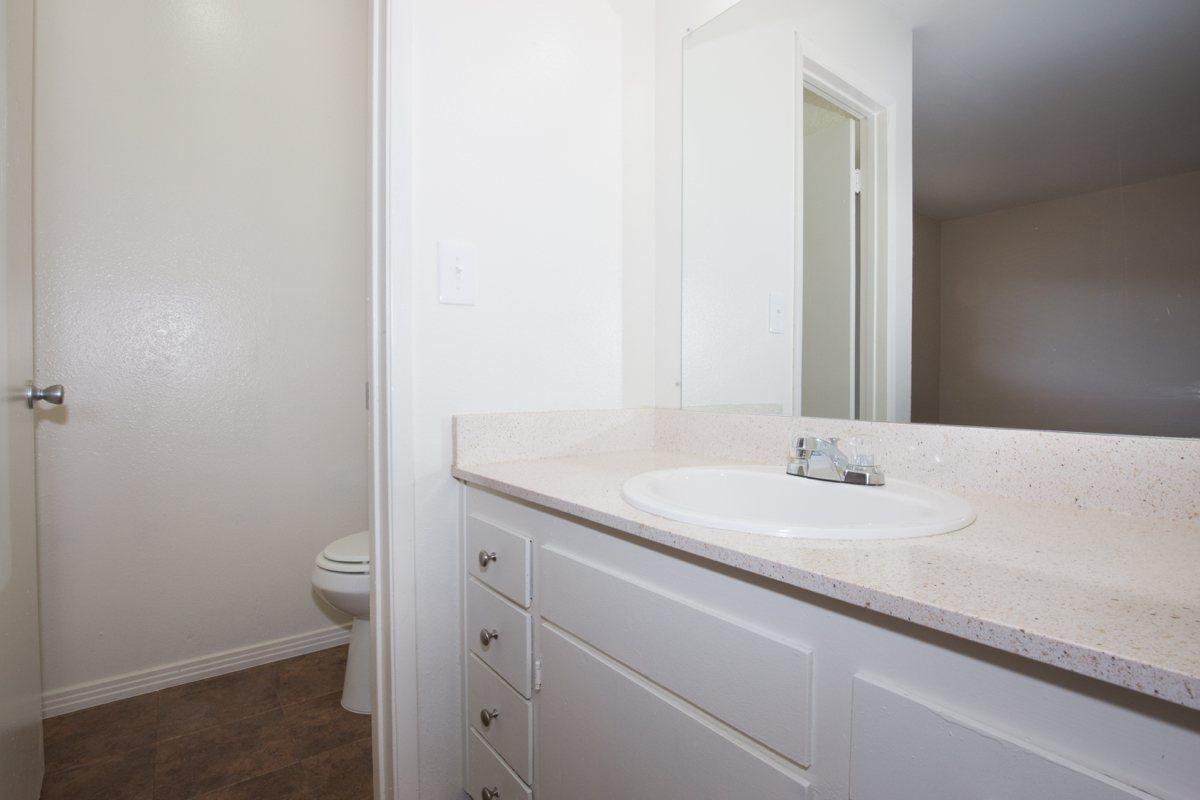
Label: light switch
xmin=438 ymin=241 xmax=477 ymax=305
xmin=768 ymin=291 xmax=786 ymax=334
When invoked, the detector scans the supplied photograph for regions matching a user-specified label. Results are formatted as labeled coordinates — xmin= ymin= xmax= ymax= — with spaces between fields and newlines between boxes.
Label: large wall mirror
xmin=678 ymin=0 xmax=1200 ymax=438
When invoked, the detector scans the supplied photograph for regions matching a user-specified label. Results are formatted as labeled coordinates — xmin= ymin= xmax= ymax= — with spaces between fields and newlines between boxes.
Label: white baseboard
xmin=42 ymin=624 xmax=352 ymax=718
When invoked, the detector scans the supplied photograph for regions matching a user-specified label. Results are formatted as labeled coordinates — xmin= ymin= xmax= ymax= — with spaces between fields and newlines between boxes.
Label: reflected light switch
xmin=438 ymin=241 xmax=477 ymax=305
xmin=768 ymin=291 xmax=786 ymax=334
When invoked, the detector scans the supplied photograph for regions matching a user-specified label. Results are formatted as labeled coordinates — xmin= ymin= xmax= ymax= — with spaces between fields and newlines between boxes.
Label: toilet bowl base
xmin=341 ymin=617 xmax=372 ymax=714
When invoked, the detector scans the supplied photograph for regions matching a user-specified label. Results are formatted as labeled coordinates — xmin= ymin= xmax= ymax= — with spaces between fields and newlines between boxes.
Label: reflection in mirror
xmin=681 ymin=2 xmax=801 ymax=416
xmin=801 ymin=90 xmax=859 ymax=420
xmin=681 ymin=0 xmax=881 ymax=418
xmin=910 ymin=0 xmax=1200 ymax=437
xmin=678 ymin=0 xmax=1200 ymax=438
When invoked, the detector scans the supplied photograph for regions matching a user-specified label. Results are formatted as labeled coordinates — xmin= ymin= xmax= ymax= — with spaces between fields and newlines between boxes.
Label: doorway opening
xmin=800 ymin=59 xmax=889 ymax=421
xmin=798 ymin=86 xmax=862 ymax=419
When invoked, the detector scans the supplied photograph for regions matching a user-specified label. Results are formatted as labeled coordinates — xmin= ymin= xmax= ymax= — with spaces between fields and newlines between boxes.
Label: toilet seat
xmin=316 ymin=531 xmax=370 ymax=574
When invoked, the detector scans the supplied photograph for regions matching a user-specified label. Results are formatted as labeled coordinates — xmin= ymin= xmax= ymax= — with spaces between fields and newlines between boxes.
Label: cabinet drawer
xmin=467 ymin=515 xmax=532 ymax=608
xmin=468 ymin=728 xmax=532 ymax=800
xmin=537 ymin=626 xmax=809 ymax=800
xmin=467 ymin=579 xmax=533 ymax=697
xmin=468 ymin=653 xmax=533 ymax=784
xmin=850 ymin=676 xmax=1158 ymax=800
xmin=540 ymin=547 xmax=813 ymax=766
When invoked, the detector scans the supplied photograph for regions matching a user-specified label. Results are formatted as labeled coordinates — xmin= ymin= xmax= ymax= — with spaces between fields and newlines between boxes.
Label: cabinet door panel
xmin=537 ymin=625 xmax=810 ymax=800
xmin=850 ymin=676 xmax=1159 ymax=800
xmin=541 ymin=546 xmax=813 ymax=765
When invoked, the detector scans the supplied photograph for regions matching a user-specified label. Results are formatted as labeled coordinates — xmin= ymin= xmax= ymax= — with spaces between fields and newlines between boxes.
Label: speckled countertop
xmin=452 ymin=448 xmax=1200 ymax=711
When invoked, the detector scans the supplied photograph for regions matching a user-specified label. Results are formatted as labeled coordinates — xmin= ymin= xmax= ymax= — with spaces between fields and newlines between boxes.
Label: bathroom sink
xmin=621 ymin=466 xmax=975 ymax=540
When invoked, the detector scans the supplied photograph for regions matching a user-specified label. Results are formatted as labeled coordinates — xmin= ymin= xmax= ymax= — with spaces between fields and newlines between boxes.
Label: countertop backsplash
xmin=454 ymin=408 xmax=1200 ymax=522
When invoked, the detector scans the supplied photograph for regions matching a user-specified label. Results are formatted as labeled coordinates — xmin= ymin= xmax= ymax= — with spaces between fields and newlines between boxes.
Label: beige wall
xmin=35 ymin=1 xmax=368 ymax=702
xmin=934 ymin=169 xmax=1200 ymax=437
xmin=911 ymin=213 xmax=941 ymax=423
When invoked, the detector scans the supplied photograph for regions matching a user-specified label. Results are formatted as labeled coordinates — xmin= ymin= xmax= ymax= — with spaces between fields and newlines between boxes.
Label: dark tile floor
xmin=40 ymin=645 xmax=372 ymax=800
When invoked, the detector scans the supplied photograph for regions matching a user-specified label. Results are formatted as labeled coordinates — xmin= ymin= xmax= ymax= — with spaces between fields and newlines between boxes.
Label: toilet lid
xmin=321 ymin=531 xmax=370 ymax=565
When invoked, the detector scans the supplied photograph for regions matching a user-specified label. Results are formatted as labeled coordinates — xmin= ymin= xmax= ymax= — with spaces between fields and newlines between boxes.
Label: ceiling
xmin=879 ymin=0 xmax=1200 ymax=220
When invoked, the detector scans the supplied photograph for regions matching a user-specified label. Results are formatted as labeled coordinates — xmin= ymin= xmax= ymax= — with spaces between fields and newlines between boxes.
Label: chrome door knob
xmin=481 ymin=788 xmax=500 ymax=800
xmin=479 ymin=628 xmax=499 ymax=647
xmin=26 ymin=382 xmax=65 ymax=409
xmin=480 ymin=708 xmax=499 ymax=728
xmin=478 ymin=550 xmax=497 ymax=568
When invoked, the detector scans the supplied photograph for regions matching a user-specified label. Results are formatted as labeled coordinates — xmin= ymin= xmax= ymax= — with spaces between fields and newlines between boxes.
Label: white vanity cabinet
xmin=849 ymin=677 xmax=1162 ymax=800
xmin=460 ymin=484 xmax=1200 ymax=800
xmin=536 ymin=625 xmax=810 ymax=800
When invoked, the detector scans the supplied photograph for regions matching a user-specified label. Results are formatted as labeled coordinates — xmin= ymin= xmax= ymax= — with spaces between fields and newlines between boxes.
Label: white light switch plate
xmin=768 ymin=291 xmax=786 ymax=333
xmin=438 ymin=241 xmax=477 ymax=305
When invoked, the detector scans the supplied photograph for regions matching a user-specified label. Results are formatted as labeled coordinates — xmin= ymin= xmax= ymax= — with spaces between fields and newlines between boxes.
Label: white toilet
xmin=311 ymin=531 xmax=372 ymax=714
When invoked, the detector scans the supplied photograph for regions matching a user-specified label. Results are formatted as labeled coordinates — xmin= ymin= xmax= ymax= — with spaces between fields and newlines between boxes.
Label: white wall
xmin=35 ymin=0 xmax=369 ymax=701
xmin=681 ymin=5 xmax=798 ymax=414
xmin=656 ymin=0 xmax=913 ymax=420
xmin=621 ymin=3 xmax=659 ymax=409
xmin=405 ymin=0 xmax=654 ymax=794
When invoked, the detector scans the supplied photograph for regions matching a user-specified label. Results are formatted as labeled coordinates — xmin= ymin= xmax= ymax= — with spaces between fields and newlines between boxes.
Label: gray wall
xmin=911 ymin=213 xmax=942 ymax=423
xmin=925 ymin=169 xmax=1200 ymax=437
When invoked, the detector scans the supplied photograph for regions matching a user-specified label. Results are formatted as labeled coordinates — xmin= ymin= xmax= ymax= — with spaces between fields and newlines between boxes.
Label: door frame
xmin=368 ymin=1 xmax=418 ymax=798
xmin=801 ymin=56 xmax=890 ymax=422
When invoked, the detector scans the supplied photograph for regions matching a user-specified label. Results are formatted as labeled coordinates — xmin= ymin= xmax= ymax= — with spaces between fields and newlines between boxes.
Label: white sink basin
xmin=621 ymin=466 xmax=975 ymax=540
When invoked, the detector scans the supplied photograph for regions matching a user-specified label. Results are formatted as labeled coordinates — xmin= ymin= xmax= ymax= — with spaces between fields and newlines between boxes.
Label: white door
xmin=0 ymin=1 xmax=45 ymax=797
xmin=31 ymin=0 xmax=369 ymax=705
xmin=800 ymin=89 xmax=858 ymax=418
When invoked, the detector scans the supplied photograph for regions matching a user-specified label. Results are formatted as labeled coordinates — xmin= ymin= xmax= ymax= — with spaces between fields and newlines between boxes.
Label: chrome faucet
xmin=787 ymin=435 xmax=885 ymax=486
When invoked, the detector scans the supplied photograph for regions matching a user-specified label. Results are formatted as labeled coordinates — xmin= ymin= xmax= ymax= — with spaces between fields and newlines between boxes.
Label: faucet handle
xmin=844 ymin=435 xmax=879 ymax=468
xmin=843 ymin=435 xmax=885 ymax=485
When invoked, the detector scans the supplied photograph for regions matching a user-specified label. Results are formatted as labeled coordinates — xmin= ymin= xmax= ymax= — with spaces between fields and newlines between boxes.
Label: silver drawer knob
xmin=478 ymin=550 xmax=498 ymax=568
xmin=480 ymin=708 xmax=499 ymax=728
xmin=481 ymin=788 xmax=500 ymax=800
xmin=479 ymin=628 xmax=499 ymax=647
xmin=26 ymin=382 xmax=65 ymax=409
